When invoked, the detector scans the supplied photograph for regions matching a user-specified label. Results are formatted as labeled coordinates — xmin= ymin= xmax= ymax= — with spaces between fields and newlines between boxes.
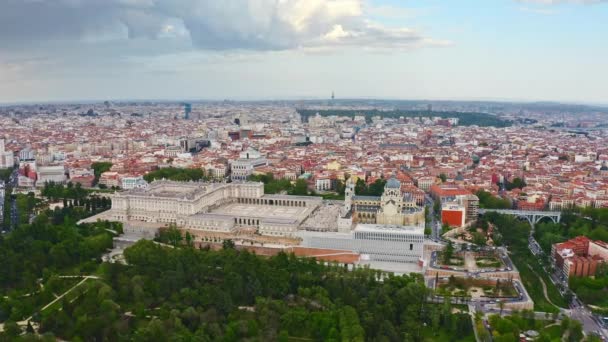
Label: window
xmin=409 ymin=243 xmax=413 ymax=251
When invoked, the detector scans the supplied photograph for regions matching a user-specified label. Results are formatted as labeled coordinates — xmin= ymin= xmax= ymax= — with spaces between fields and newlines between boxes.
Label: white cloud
xmin=0 ymin=0 xmax=444 ymax=52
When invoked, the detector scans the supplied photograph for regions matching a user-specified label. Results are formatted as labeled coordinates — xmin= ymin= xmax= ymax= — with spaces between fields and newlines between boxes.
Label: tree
xmin=185 ymin=232 xmax=194 ymax=247
xmin=443 ymin=241 xmax=455 ymax=264
xmin=472 ymin=232 xmax=486 ymax=246
xmin=143 ymin=167 xmax=207 ymax=183
xmin=91 ymin=162 xmax=113 ymax=185
xmin=2 ymin=209 xmax=478 ymax=341
xmin=441 ymin=223 xmax=451 ymax=235
xmin=222 ymin=239 xmax=236 ymax=250
xmin=291 ymin=179 xmax=309 ymax=196
xmin=505 ymin=177 xmax=526 ymax=191
xmin=476 ymin=190 xmax=511 ymax=209
xmin=157 ymin=225 xmax=183 ymax=247
xmin=434 ymin=199 xmax=441 ymax=217
xmin=439 ymin=174 xmax=447 ymax=183
xmin=2 ymin=321 xmax=21 ymax=338
xmin=498 ymin=300 xmax=505 ymax=316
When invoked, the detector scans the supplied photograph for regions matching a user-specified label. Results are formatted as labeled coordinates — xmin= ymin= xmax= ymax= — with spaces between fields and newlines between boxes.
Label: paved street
xmin=425 ymin=194 xmax=444 ymax=242
xmin=523 ymin=215 xmax=608 ymax=340
xmin=569 ymin=298 xmax=607 ymax=340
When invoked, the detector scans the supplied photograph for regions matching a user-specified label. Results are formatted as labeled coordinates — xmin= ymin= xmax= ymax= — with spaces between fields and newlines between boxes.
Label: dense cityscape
xmin=0 ymin=99 xmax=606 ymax=341
xmin=2 ymin=0 xmax=608 ymax=341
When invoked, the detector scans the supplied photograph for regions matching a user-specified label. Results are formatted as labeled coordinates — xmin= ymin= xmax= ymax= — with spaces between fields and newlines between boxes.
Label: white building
xmin=37 ymin=165 xmax=66 ymax=186
xmin=299 ymin=223 xmax=425 ymax=264
xmin=206 ymin=164 xmax=227 ymax=179
xmin=18 ymin=147 xmax=35 ymax=161
xmin=104 ymin=180 xmax=322 ymax=237
xmin=0 ymin=139 xmax=14 ymax=169
xmin=121 ymin=176 xmax=148 ymax=190
xmin=330 ymin=176 xmax=426 ymax=264
xmin=230 ymin=148 xmax=267 ymax=181
xmin=315 ymin=176 xmax=332 ymax=191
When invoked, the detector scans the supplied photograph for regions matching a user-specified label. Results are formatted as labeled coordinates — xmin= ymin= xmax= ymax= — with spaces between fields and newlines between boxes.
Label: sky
xmin=0 ymin=0 xmax=607 ymax=104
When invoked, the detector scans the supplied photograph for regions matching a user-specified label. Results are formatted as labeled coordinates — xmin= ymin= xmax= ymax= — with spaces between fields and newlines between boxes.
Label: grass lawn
xmin=541 ymin=324 xmax=564 ymax=340
xmin=510 ymin=249 xmax=567 ymax=313
xmin=475 ymin=257 xmax=503 ymax=268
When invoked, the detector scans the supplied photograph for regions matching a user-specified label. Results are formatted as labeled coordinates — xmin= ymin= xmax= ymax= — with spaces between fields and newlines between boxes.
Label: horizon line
xmin=1 ymin=97 xmax=607 ymax=109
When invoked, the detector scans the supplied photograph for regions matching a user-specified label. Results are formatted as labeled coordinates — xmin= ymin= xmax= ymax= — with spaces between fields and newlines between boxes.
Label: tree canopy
xmin=143 ymin=167 xmax=207 ymax=183
xmin=91 ymin=162 xmax=113 ymax=185
xmin=354 ymin=179 xmax=386 ymax=197
xmin=29 ymin=240 xmax=473 ymax=341
xmin=297 ymin=109 xmax=512 ymax=128
xmin=476 ymin=190 xmax=511 ymax=209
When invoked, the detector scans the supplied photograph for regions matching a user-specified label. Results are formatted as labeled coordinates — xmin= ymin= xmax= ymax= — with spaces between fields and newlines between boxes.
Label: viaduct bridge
xmin=478 ymin=209 xmax=561 ymax=227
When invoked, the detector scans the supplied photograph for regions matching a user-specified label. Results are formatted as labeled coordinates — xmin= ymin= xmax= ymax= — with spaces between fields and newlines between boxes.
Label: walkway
xmin=527 ymin=264 xmax=558 ymax=309
xmin=20 ymin=275 xmax=101 ymax=328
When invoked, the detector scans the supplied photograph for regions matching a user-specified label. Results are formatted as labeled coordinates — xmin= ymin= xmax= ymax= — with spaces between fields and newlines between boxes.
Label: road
xmin=522 ymin=213 xmax=607 ymax=339
xmin=425 ymin=194 xmax=443 ymax=242
xmin=569 ymin=297 xmax=607 ymax=340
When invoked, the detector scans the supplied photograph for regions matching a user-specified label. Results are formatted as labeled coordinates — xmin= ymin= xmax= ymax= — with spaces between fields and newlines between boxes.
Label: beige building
xmin=337 ymin=176 xmax=425 ymax=231
xmin=106 ymin=180 xmax=322 ymax=237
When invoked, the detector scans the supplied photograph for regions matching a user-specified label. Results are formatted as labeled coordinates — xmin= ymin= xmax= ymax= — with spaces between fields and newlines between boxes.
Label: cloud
xmin=0 ymin=0 xmax=444 ymax=52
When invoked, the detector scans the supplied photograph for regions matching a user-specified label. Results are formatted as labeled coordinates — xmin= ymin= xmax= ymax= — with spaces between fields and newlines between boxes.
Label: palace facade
xmin=107 ymin=180 xmax=321 ymax=237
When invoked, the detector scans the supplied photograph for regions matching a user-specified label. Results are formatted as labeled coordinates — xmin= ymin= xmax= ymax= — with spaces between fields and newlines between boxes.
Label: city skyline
xmin=1 ymin=0 xmax=607 ymax=104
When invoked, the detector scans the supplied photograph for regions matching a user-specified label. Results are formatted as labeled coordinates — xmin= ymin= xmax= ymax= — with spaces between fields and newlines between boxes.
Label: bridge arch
xmin=478 ymin=209 xmax=561 ymax=228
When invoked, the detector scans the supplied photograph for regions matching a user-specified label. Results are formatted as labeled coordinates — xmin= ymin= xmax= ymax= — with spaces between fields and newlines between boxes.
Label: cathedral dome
xmin=386 ymin=177 xmax=401 ymax=189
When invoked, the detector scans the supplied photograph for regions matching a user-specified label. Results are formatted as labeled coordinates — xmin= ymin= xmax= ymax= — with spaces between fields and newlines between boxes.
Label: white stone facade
xmin=108 ymin=180 xmax=322 ymax=237
xmin=0 ymin=139 xmax=13 ymax=169
xmin=299 ymin=223 xmax=425 ymax=264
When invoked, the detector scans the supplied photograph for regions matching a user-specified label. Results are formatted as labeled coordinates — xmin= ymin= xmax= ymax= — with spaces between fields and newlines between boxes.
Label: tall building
xmin=0 ymin=139 xmax=14 ymax=169
xmin=184 ymin=103 xmax=192 ymax=120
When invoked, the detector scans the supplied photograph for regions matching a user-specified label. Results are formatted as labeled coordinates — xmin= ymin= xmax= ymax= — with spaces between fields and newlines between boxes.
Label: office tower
xmin=184 ymin=103 xmax=192 ymax=120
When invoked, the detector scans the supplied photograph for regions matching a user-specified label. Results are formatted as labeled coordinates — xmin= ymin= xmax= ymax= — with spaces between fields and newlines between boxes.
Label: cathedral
xmin=338 ymin=176 xmax=425 ymax=232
